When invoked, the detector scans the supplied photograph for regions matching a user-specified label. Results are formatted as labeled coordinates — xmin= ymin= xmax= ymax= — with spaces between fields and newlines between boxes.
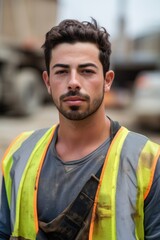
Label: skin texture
xmin=43 ymin=42 xmax=114 ymax=161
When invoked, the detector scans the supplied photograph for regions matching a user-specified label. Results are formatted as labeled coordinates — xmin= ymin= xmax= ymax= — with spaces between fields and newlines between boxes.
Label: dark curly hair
xmin=42 ymin=18 xmax=111 ymax=76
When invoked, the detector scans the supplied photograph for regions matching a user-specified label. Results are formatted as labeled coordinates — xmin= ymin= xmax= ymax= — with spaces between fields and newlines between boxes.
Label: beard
xmin=53 ymin=89 xmax=105 ymax=121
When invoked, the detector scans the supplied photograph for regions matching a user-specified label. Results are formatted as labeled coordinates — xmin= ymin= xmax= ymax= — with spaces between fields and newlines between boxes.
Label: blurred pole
xmin=118 ymin=0 xmax=126 ymax=36
xmin=116 ymin=0 xmax=129 ymax=58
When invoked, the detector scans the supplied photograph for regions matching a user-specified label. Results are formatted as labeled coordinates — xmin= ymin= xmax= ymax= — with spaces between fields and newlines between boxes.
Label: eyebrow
xmin=52 ymin=64 xmax=69 ymax=69
xmin=52 ymin=63 xmax=98 ymax=69
xmin=79 ymin=63 xmax=98 ymax=69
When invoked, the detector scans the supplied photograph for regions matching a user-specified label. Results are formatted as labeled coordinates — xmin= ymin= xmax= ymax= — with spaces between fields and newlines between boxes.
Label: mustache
xmin=60 ymin=90 xmax=90 ymax=101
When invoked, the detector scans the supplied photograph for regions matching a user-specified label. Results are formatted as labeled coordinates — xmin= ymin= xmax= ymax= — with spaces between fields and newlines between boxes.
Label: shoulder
xmin=4 ymin=125 xmax=58 ymax=155
xmin=121 ymin=127 xmax=159 ymax=153
xmin=1 ymin=126 xmax=57 ymax=172
xmin=119 ymin=127 xmax=160 ymax=175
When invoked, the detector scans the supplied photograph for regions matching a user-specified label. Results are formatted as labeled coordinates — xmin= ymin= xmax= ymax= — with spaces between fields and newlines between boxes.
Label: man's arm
xmin=144 ymin=157 xmax=160 ymax=239
xmin=0 ymin=178 xmax=11 ymax=239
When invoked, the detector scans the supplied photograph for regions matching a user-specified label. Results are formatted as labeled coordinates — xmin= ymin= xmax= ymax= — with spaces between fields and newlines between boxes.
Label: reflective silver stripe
xmin=10 ymin=128 xmax=49 ymax=231
xmin=116 ymin=131 xmax=148 ymax=240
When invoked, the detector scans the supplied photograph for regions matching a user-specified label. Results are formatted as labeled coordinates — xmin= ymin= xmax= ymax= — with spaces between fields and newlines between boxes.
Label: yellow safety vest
xmin=1 ymin=125 xmax=160 ymax=240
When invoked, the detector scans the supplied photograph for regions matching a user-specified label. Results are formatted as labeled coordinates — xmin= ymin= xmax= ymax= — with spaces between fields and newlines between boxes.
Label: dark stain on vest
xmin=95 ymin=201 xmax=112 ymax=221
xmin=140 ymin=152 xmax=154 ymax=169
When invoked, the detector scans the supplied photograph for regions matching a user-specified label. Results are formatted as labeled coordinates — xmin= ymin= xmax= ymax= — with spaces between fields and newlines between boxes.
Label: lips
xmin=60 ymin=91 xmax=90 ymax=106
xmin=63 ymin=96 xmax=85 ymax=106
xmin=63 ymin=96 xmax=85 ymax=102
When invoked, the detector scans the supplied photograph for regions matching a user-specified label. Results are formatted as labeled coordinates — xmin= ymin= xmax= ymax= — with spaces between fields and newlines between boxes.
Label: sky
xmin=57 ymin=0 xmax=160 ymax=39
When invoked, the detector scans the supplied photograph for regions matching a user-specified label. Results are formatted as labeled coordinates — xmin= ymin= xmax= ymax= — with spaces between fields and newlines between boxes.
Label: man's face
xmin=43 ymin=42 xmax=113 ymax=120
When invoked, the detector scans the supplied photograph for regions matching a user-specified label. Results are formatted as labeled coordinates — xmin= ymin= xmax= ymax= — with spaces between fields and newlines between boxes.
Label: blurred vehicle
xmin=132 ymin=71 xmax=160 ymax=129
xmin=0 ymin=0 xmax=57 ymax=116
xmin=0 ymin=42 xmax=46 ymax=116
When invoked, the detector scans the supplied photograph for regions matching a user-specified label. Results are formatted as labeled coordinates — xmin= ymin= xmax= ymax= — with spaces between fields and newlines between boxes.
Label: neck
xmin=56 ymin=106 xmax=111 ymax=161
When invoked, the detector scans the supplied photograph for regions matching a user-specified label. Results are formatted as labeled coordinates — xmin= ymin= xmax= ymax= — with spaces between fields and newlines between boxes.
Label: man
xmin=0 ymin=18 xmax=160 ymax=240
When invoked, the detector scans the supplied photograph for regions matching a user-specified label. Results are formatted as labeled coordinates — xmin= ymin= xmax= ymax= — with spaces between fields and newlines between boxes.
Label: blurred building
xmin=0 ymin=0 xmax=58 ymax=47
xmin=105 ymin=0 xmax=160 ymax=108
xmin=0 ymin=0 xmax=58 ymax=116
xmin=111 ymin=4 xmax=160 ymax=91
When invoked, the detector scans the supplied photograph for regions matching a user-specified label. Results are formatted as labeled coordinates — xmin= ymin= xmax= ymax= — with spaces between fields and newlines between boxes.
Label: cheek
xmin=50 ymin=81 xmax=65 ymax=98
xmin=92 ymin=80 xmax=104 ymax=93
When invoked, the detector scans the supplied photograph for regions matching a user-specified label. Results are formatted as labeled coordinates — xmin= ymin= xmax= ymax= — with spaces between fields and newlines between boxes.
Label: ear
xmin=104 ymin=70 xmax=114 ymax=92
xmin=42 ymin=71 xmax=51 ymax=94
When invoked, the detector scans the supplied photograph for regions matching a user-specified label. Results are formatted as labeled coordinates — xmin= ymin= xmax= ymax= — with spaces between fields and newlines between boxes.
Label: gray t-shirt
xmin=38 ymin=126 xmax=110 ymax=222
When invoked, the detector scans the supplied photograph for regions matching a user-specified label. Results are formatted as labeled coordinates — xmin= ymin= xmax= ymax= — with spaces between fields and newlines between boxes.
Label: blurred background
xmin=0 ymin=0 xmax=160 ymax=160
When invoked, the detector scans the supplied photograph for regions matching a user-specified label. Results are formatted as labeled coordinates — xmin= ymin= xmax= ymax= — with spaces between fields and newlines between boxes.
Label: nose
xmin=68 ymin=70 xmax=81 ymax=91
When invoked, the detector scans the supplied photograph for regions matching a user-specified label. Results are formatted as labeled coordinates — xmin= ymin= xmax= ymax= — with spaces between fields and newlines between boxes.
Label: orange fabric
xmin=144 ymin=147 xmax=160 ymax=200
xmin=33 ymin=127 xmax=56 ymax=233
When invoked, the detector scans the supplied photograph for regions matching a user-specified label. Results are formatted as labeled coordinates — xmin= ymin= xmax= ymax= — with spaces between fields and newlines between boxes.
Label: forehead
xmin=50 ymin=42 xmax=100 ymax=65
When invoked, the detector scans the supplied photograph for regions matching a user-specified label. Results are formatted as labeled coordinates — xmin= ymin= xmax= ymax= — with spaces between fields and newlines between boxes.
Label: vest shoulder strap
xmin=135 ymin=139 xmax=160 ymax=239
xmin=2 ymin=131 xmax=34 ymax=205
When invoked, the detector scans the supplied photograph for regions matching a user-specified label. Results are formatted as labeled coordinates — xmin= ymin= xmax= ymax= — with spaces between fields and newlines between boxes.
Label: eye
xmin=55 ymin=70 xmax=68 ymax=75
xmin=82 ymin=69 xmax=95 ymax=74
